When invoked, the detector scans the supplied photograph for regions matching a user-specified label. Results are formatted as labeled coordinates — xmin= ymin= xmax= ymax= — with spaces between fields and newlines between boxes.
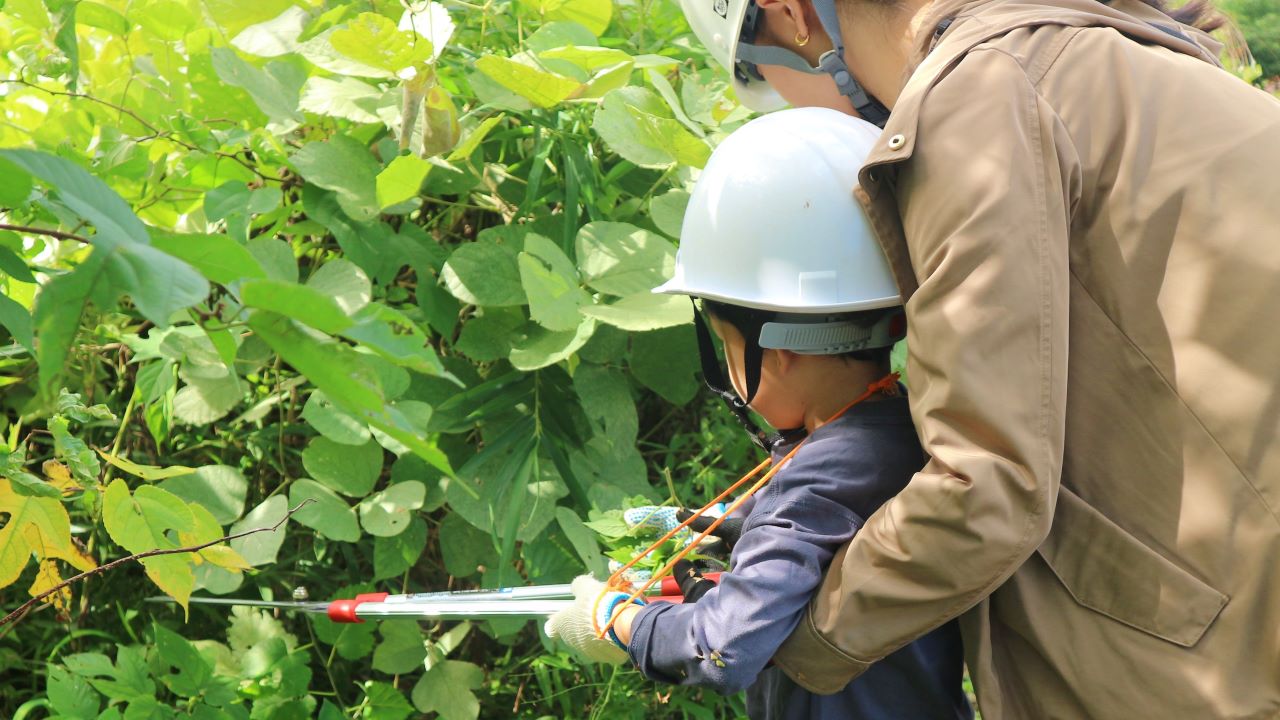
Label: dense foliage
xmin=0 ymin=0 xmax=1271 ymax=718
xmin=0 ymin=0 xmax=765 ymax=717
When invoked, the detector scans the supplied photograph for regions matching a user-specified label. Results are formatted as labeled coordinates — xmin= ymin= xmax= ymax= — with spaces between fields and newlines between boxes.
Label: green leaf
xmin=302 ymin=436 xmax=383 ymax=497
xmin=0 ymin=156 xmax=32 ymax=207
xmin=509 ymin=317 xmax=596 ymax=371
xmin=50 ymin=415 xmax=99 ymax=486
xmin=299 ymin=76 xmax=385 ymax=124
xmin=229 ymin=495 xmax=289 ymax=566
xmin=448 ymin=116 xmax=502 ymax=162
xmin=48 ymin=665 xmax=101 ymax=718
xmin=291 ymin=135 xmax=381 ymax=222
xmin=209 ymin=47 xmax=303 ymax=127
xmin=289 ymin=478 xmax=361 ymax=541
xmin=246 ymin=237 xmax=298 ymax=283
xmin=580 ymin=292 xmax=692 ymax=331
xmin=362 ymin=681 xmax=414 ymax=720
xmin=75 ymin=1 xmax=129 ymax=35
xmin=438 ymin=512 xmax=497 ymax=577
xmin=592 ymin=87 xmax=711 ymax=168
xmin=629 ymin=325 xmax=700 ymax=405
xmin=342 ymin=302 xmax=449 ymax=377
xmin=650 ymin=189 xmax=690 ymax=238
xmin=105 ymin=243 xmax=211 ymax=326
xmin=474 ymin=55 xmax=581 ymax=108
xmin=454 ymin=310 xmax=523 ymax=362
xmin=305 ymin=258 xmax=371 ymax=314
xmin=33 ymin=251 xmax=110 ymax=400
xmin=203 ymin=181 xmax=250 ymax=223
xmin=152 ymin=233 xmax=267 ymax=285
xmin=242 ymin=280 xmax=353 ymax=334
xmin=331 ymin=12 xmax=433 ymax=74
xmin=302 ymin=390 xmax=372 ymax=445
xmin=518 ymin=234 xmax=588 ymax=331
xmin=151 ymin=623 xmax=213 ymax=697
xmin=102 ymin=480 xmax=195 ymax=608
xmin=411 ymin=660 xmax=482 ymax=720
xmin=358 ymin=480 xmax=425 ymax=537
xmin=543 ymin=0 xmax=612 ymax=35
xmin=0 ymin=150 xmax=146 ymax=249
xmin=373 ymin=516 xmax=427 ymax=580
xmin=172 ymin=373 xmax=244 ymax=425
xmin=376 ymin=154 xmax=432 ymax=209
xmin=441 ymin=240 xmax=525 ymax=307
xmin=555 ymin=506 xmax=606 ymax=575
xmin=0 ymin=292 xmax=34 ymax=352
xmin=540 ymin=45 xmax=632 ymax=71
xmin=0 ymin=246 xmax=35 ymax=283
xmin=371 ymin=621 xmax=426 ymax=674
xmin=160 ymin=465 xmax=248 ymax=525
xmin=230 ymin=5 xmax=308 ymax=57
xmin=576 ymin=221 xmax=677 ymax=296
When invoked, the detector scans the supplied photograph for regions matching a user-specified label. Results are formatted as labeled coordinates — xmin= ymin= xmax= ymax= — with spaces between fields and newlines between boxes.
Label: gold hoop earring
xmin=795 ymin=32 xmax=810 ymax=47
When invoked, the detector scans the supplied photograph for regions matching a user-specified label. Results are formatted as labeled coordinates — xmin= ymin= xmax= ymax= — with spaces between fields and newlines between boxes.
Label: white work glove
xmin=544 ymin=576 xmax=645 ymax=665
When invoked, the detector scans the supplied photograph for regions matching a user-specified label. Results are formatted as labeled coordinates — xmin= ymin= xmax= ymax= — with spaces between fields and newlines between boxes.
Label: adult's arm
xmin=772 ymin=48 xmax=1079 ymax=693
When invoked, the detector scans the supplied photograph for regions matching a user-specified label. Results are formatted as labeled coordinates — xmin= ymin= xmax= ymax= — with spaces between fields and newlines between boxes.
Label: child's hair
xmin=701 ymin=300 xmax=896 ymax=367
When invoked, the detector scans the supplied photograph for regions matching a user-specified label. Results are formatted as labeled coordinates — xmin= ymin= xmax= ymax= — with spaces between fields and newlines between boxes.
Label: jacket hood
xmin=908 ymin=0 xmax=1225 ymax=74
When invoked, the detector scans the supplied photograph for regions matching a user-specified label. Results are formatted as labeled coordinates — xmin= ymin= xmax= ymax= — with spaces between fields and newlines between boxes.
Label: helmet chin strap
xmin=735 ymin=0 xmax=890 ymax=127
xmin=692 ymin=305 xmax=806 ymax=452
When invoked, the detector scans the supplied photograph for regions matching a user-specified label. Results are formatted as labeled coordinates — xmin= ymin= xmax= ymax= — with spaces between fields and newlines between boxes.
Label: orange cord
xmin=593 ymin=372 xmax=901 ymax=642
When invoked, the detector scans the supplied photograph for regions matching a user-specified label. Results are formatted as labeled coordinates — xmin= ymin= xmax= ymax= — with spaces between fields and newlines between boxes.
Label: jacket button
xmin=888 ymin=134 xmax=906 ymax=150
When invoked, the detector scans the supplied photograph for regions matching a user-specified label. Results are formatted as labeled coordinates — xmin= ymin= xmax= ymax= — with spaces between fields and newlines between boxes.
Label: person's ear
xmin=756 ymin=0 xmax=821 ymax=50
xmin=770 ymin=348 xmax=799 ymax=376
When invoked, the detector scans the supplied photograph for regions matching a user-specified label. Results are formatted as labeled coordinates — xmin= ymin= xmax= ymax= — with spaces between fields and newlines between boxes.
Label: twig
xmin=0 ymin=499 xmax=315 ymax=628
xmin=0 ymin=223 xmax=88 ymax=243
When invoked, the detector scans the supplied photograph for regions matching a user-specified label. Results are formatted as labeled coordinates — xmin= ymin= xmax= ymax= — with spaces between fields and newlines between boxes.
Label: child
xmin=547 ymin=107 xmax=972 ymax=720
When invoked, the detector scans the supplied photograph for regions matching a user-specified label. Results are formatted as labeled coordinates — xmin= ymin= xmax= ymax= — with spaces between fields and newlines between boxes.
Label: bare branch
xmin=0 ymin=499 xmax=315 ymax=628
xmin=0 ymin=223 xmax=89 ymax=243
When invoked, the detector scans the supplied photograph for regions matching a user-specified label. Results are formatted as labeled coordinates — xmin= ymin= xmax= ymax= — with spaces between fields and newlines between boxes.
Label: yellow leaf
xmin=28 ymin=559 xmax=70 ymax=616
xmin=0 ymin=479 xmax=95 ymax=591
xmin=475 ymin=55 xmax=581 ymax=108
xmin=101 ymin=479 xmax=195 ymax=612
xmin=180 ymin=503 xmax=250 ymax=572
xmin=41 ymin=461 xmax=80 ymax=494
xmin=96 ymin=449 xmax=196 ymax=481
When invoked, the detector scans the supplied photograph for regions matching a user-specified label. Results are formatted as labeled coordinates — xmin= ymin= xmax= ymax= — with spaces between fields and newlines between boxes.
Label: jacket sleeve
xmin=627 ymin=492 xmax=863 ymax=694
xmin=772 ymin=48 xmax=1078 ymax=693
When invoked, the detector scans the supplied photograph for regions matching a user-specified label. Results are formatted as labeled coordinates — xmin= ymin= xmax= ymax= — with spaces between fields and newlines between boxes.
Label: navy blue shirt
xmin=627 ymin=396 xmax=972 ymax=720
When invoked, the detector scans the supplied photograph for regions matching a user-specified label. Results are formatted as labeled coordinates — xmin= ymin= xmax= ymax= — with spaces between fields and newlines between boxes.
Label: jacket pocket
xmin=1036 ymin=487 xmax=1227 ymax=647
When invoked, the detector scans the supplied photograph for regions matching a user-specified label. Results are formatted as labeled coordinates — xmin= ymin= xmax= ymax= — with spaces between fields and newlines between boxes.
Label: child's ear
xmin=771 ymin=348 xmax=799 ymax=375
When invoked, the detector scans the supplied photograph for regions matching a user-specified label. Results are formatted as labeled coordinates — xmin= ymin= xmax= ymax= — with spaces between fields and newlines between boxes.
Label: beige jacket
xmin=771 ymin=1 xmax=1280 ymax=717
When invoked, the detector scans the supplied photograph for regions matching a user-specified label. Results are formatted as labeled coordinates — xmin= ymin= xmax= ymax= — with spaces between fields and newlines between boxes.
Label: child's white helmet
xmin=654 ymin=107 xmax=901 ymax=317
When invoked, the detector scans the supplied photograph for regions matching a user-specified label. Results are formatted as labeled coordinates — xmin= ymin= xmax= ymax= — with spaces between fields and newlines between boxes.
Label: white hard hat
xmin=678 ymin=0 xmax=784 ymax=111
xmin=654 ymin=107 xmax=901 ymax=317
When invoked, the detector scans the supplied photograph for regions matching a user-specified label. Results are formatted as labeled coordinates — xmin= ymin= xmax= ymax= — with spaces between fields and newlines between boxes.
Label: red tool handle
xmin=327 ymin=592 xmax=389 ymax=623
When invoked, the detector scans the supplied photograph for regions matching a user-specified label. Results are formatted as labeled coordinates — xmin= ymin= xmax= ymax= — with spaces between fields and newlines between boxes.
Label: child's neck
xmin=801 ymin=361 xmax=892 ymax=433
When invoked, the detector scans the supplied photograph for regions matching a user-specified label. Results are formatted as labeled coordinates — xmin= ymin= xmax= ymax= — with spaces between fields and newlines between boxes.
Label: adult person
xmin=678 ymin=0 xmax=1280 ymax=717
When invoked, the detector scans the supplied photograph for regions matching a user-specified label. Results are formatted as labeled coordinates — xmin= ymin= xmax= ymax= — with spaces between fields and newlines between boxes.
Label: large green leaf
xmin=209 ymin=47 xmax=303 ymax=127
xmin=373 ymin=516 xmax=427 ymax=580
xmin=629 ymin=324 xmax=700 ymax=405
xmin=305 ymin=258 xmax=371 ymax=314
xmin=301 ymin=436 xmax=383 ymax=497
xmin=411 ymin=660 xmax=482 ymax=720
xmin=229 ymin=496 xmax=290 ymax=567
xmin=580 ymin=292 xmax=692 ymax=331
xmin=592 ymin=87 xmax=711 ymax=168
xmin=298 ymin=76 xmax=385 ymax=124
xmin=341 ymin=302 xmax=449 ymax=377
xmin=441 ymin=240 xmax=526 ymax=307
xmin=575 ymin=221 xmax=677 ymax=296
xmin=247 ymin=311 xmax=384 ymax=415
xmin=475 ymin=55 xmax=580 ymax=108
xmin=241 ymin=280 xmax=353 ymax=335
xmin=101 ymin=480 xmax=196 ymax=608
xmin=288 ymin=479 xmax=361 ymax=542
xmin=0 ymin=150 xmax=146 ymax=248
xmin=508 ymin=317 xmax=596 ymax=371
xmin=302 ymin=389 xmax=372 ymax=446
xmin=0 ymin=156 xmax=32 ymax=206
xmin=376 ymin=154 xmax=432 ymax=209
xmin=291 ymin=135 xmax=381 ymax=222
xmin=0 ymin=292 xmax=33 ymax=352
xmin=358 ymin=480 xmax=425 ymax=537
xmin=160 ymin=465 xmax=248 ymax=525
xmin=518 ymin=234 xmax=588 ymax=331
xmin=330 ymin=12 xmax=433 ymax=75
xmin=152 ymin=233 xmax=266 ymax=285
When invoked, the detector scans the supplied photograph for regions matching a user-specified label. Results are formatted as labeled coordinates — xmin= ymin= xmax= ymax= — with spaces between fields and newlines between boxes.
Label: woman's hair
xmin=1141 ymin=0 xmax=1225 ymax=32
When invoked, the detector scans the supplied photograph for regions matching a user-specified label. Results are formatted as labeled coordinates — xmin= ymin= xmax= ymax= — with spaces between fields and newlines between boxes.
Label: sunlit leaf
xmin=475 ymin=55 xmax=580 ymax=108
xmin=331 ymin=12 xmax=433 ymax=74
